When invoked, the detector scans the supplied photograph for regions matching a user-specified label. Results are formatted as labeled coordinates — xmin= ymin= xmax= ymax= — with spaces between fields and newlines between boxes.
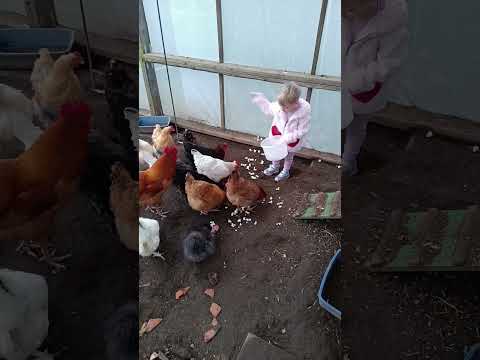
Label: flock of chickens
xmin=127 ymin=123 xmax=268 ymax=263
xmin=0 ymin=49 xmax=138 ymax=360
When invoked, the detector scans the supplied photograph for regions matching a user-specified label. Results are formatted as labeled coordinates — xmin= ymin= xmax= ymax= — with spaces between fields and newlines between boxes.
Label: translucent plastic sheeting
xmin=154 ymin=65 xmax=221 ymax=127
xmin=310 ymin=89 xmax=341 ymax=155
xmin=386 ymin=0 xmax=480 ymax=123
xmin=316 ymin=0 xmax=341 ymax=77
xmin=143 ymin=0 xmax=219 ymax=61
xmin=224 ymin=77 xmax=340 ymax=155
xmin=55 ymin=0 xmax=138 ymax=42
xmin=139 ymin=68 xmax=150 ymax=111
xmin=221 ymin=0 xmax=322 ymax=72
xmin=1 ymin=1 xmax=26 ymax=15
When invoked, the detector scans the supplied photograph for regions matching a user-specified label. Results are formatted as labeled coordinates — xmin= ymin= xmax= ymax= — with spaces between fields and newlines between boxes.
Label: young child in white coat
xmin=342 ymin=0 xmax=408 ymax=175
xmin=251 ymin=82 xmax=311 ymax=182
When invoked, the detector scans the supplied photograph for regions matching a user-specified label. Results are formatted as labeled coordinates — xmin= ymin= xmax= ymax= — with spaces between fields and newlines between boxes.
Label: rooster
xmin=139 ymin=146 xmax=177 ymax=206
xmin=152 ymin=125 xmax=175 ymax=154
xmin=36 ymin=51 xmax=83 ymax=126
xmin=31 ymin=48 xmax=54 ymax=98
xmin=110 ymin=162 xmax=138 ymax=252
xmin=226 ymin=163 xmax=266 ymax=208
xmin=185 ymin=173 xmax=225 ymax=214
xmin=0 ymin=102 xmax=91 ymax=268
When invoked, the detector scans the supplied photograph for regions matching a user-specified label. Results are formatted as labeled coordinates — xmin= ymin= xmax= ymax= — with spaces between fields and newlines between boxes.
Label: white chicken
xmin=0 ymin=269 xmax=52 ymax=360
xmin=0 ymin=84 xmax=43 ymax=155
xmin=123 ymin=108 xmax=139 ymax=152
xmin=139 ymin=139 xmax=158 ymax=171
xmin=30 ymin=48 xmax=54 ymax=99
xmin=139 ymin=217 xmax=161 ymax=257
xmin=191 ymin=149 xmax=237 ymax=183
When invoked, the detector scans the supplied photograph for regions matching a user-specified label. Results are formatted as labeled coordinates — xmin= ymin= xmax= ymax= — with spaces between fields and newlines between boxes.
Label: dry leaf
xmin=204 ymin=328 xmax=219 ymax=343
xmin=204 ymin=288 xmax=215 ymax=298
xmin=150 ymin=352 xmax=159 ymax=360
xmin=210 ymin=302 xmax=222 ymax=318
xmin=140 ymin=318 xmax=162 ymax=336
xmin=175 ymin=287 xmax=191 ymax=300
xmin=211 ymin=318 xmax=219 ymax=327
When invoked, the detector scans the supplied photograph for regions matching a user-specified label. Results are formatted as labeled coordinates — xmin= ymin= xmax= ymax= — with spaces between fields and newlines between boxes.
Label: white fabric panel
xmin=154 ymin=65 xmax=221 ymax=127
xmin=143 ymin=0 xmax=218 ymax=60
xmin=386 ymin=0 xmax=480 ymax=123
xmin=221 ymin=0 xmax=322 ymax=72
xmin=316 ymin=0 xmax=341 ymax=77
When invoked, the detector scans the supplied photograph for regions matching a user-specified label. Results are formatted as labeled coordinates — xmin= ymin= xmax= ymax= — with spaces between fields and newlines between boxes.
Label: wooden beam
xmin=373 ymin=103 xmax=480 ymax=145
xmin=143 ymin=53 xmax=341 ymax=91
xmin=139 ymin=0 xmax=163 ymax=115
xmin=216 ymin=0 xmax=226 ymax=128
xmin=139 ymin=116 xmax=341 ymax=164
xmin=307 ymin=0 xmax=329 ymax=102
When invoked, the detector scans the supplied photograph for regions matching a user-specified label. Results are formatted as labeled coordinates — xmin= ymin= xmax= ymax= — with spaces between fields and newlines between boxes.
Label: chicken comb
xmin=164 ymin=146 xmax=177 ymax=156
xmin=60 ymin=102 xmax=92 ymax=121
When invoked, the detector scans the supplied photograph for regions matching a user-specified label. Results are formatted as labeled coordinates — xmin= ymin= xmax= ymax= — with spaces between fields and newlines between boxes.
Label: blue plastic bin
xmin=138 ymin=115 xmax=171 ymax=128
xmin=318 ymin=249 xmax=341 ymax=319
xmin=465 ymin=343 xmax=480 ymax=360
xmin=0 ymin=28 xmax=74 ymax=69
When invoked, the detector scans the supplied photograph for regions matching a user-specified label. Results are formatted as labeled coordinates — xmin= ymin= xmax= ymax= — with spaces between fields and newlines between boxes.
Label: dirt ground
xmin=139 ymin=133 xmax=342 ymax=360
xmin=341 ymin=122 xmax=480 ymax=359
xmin=0 ymin=69 xmax=138 ymax=359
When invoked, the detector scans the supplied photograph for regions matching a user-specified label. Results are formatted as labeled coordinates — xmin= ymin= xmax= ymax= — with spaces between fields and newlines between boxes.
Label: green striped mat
xmin=295 ymin=191 xmax=341 ymax=220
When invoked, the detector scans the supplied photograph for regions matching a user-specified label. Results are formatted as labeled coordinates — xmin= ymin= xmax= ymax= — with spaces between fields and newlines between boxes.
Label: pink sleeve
xmin=284 ymin=107 xmax=311 ymax=144
xmin=251 ymin=92 xmax=275 ymax=117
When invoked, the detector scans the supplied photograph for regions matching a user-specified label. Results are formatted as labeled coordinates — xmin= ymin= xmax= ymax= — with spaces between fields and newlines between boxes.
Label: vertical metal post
xmin=216 ymin=0 xmax=226 ymax=129
xmin=306 ymin=0 xmax=329 ymax=103
xmin=139 ymin=0 xmax=163 ymax=115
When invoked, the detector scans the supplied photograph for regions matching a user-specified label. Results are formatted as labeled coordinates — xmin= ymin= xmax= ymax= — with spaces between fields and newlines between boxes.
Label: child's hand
xmin=249 ymin=92 xmax=262 ymax=98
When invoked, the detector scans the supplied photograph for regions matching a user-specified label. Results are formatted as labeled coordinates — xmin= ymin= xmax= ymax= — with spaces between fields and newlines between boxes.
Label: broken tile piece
xmin=175 ymin=287 xmax=190 ymax=300
xmin=210 ymin=302 xmax=222 ymax=318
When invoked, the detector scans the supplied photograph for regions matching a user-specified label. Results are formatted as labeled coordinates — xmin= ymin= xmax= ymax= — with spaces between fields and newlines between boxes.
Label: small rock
xmin=473 ymin=145 xmax=479 ymax=153
xmin=425 ymin=130 xmax=433 ymax=138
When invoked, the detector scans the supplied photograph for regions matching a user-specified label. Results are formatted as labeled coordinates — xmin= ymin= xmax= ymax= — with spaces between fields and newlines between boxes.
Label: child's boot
xmin=274 ymin=169 xmax=290 ymax=182
xmin=264 ymin=163 xmax=280 ymax=176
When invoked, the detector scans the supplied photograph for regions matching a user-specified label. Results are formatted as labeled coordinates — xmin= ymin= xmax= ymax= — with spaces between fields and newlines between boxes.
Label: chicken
xmin=183 ymin=218 xmax=219 ymax=263
xmin=183 ymin=134 xmax=228 ymax=168
xmin=110 ymin=162 xmax=138 ymax=252
xmin=0 ymin=102 xmax=91 ymax=268
xmin=0 ymin=84 xmax=42 ymax=155
xmin=139 ymin=217 xmax=161 ymax=257
xmin=0 ymin=269 xmax=52 ymax=360
xmin=191 ymin=149 xmax=237 ymax=183
xmin=104 ymin=303 xmax=138 ymax=360
xmin=174 ymin=160 xmax=218 ymax=195
xmin=185 ymin=173 xmax=226 ymax=214
xmin=30 ymin=48 xmax=54 ymax=98
xmin=36 ymin=52 xmax=83 ymax=125
xmin=152 ymin=125 xmax=175 ymax=153
xmin=226 ymin=165 xmax=267 ymax=208
xmin=139 ymin=146 xmax=177 ymax=207
xmin=139 ymin=139 xmax=158 ymax=171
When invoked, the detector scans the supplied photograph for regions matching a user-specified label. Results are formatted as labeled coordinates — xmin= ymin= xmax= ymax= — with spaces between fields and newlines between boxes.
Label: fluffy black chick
xmin=183 ymin=218 xmax=219 ymax=263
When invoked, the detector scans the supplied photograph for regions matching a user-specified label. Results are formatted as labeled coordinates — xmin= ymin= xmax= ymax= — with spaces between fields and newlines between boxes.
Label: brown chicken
xmin=226 ymin=163 xmax=266 ymax=208
xmin=110 ymin=162 xmax=138 ymax=252
xmin=185 ymin=173 xmax=226 ymax=214
xmin=0 ymin=102 xmax=91 ymax=268
xmin=152 ymin=125 xmax=175 ymax=153
xmin=139 ymin=146 xmax=177 ymax=206
xmin=37 ymin=51 xmax=83 ymax=114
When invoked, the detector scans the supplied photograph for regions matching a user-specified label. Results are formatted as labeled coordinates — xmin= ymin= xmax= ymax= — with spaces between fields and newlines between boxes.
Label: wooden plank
xmin=237 ymin=333 xmax=297 ymax=360
xmin=453 ymin=205 xmax=479 ymax=266
xmin=216 ymin=0 xmax=226 ymax=128
xmin=307 ymin=0 xmax=329 ymax=102
xmin=373 ymin=103 xmax=480 ymax=145
xmin=140 ymin=116 xmax=341 ymax=164
xmin=139 ymin=0 xmax=163 ymax=115
xmin=143 ymin=53 xmax=341 ymax=91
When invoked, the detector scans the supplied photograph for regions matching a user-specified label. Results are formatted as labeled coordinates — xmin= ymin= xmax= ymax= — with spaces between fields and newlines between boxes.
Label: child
xmin=342 ymin=0 xmax=408 ymax=175
xmin=250 ymin=82 xmax=311 ymax=182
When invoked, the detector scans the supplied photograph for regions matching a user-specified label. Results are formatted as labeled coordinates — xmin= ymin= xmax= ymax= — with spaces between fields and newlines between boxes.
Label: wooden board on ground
xmin=236 ymin=333 xmax=298 ymax=360
xmin=294 ymin=192 xmax=341 ymax=220
xmin=366 ymin=206 xmax=480 ymax=271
